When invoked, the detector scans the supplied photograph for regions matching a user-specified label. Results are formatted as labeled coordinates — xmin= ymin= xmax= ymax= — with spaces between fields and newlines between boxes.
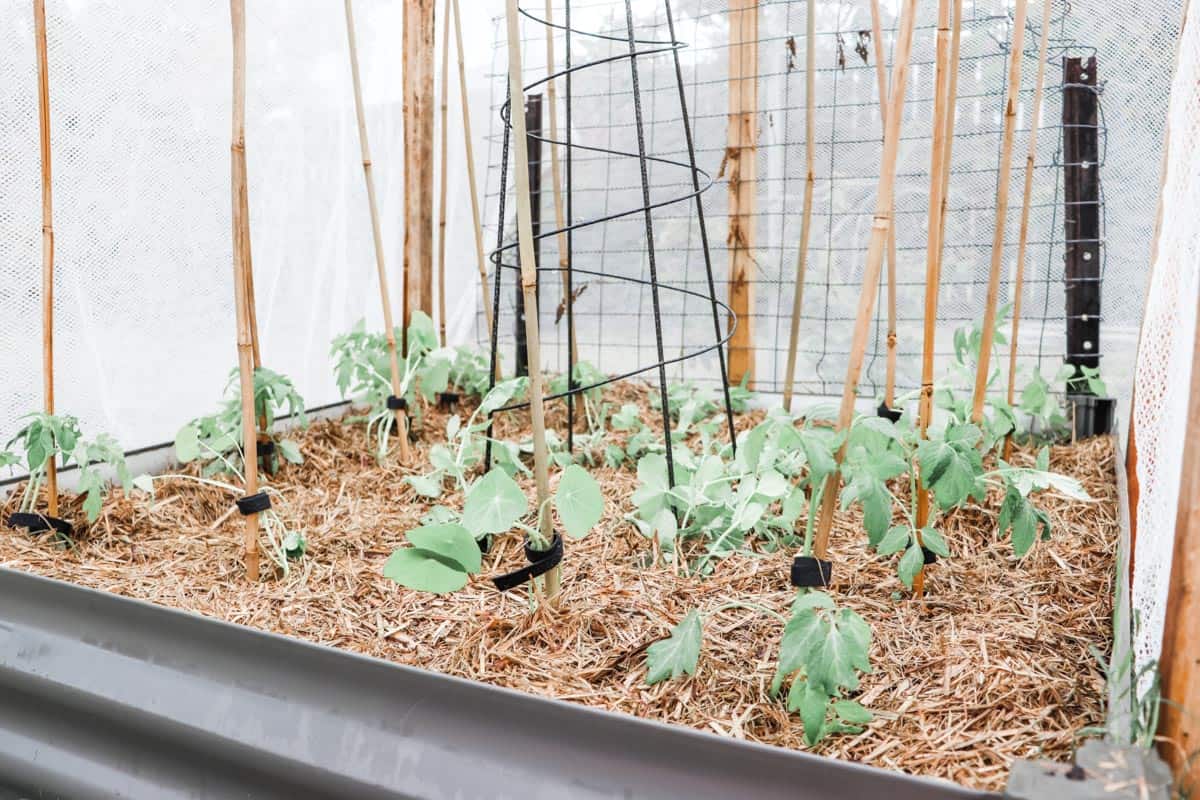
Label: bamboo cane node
xmin=491 ymin=533 xmax=563 ymax=592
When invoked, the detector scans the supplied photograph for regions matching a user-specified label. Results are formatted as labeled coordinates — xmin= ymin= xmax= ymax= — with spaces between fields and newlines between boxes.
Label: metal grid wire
xmin=477 ymin=0 xmax=1115 ymax=401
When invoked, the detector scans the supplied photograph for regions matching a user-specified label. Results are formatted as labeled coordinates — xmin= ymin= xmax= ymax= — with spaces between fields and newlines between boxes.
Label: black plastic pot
xmin=1068 ymin=394 xmax=1116 ymax=439
xmin=877 ymin=401 xmax=903 ymax=423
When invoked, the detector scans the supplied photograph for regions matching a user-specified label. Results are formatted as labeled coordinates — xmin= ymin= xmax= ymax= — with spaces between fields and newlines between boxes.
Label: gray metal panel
xmin=0 ymin=567 xmax=996 ymax=800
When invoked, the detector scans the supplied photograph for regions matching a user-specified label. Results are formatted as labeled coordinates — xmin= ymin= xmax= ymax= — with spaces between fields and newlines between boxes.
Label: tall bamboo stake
xmin=451 ymin=0 xmax=494 ymax=345
xmin=812 ymin=0 xmax=918 ymax=559
xmin=544 ymin=0 xmax=578 ymax=367
xmin=436 ymin=0 xmax=451 ymax=347
xmin=1003 ymin=0 xmax=1054 ymax=459
xmin=869 ymin=0 xmax=900 ymax=410
xmin=33 ymin=0 xmax=57 ymax=517
xmin=345 ymin=0 xmax=412 ymax=463
xmin=230 ymin=0 xmax=260 ymax=581
xmin=971 ymin=0 xmax=1029 ymax=422
xmin=912 ymin=0 xmax=958 ymax=598
xmin=936 ymin=0 xmax=964 ymax=249
xmin=780 ymin=0 xmax=815 ymax=412
xmin=504 ymin=0 xmax=559 ymax=599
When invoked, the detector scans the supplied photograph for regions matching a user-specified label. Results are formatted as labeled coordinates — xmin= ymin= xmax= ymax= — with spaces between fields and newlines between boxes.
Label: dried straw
xmin=0 ymin=382 xmax=1117 ymax=791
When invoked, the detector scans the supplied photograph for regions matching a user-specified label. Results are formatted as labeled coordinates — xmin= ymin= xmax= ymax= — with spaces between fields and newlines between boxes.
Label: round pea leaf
xmin=463 ymin=468 xmax=528 ymax=536
xmin=383 ymin=548 xmax=469 ymax=594
xmin=554 ymin=464 xmax=604 ymax=539
xmin=406 ymin=523 xmax=481 ymax=574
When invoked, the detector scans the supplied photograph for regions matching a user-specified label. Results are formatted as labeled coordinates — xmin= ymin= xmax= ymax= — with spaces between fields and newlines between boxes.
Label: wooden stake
xmin=33 ymin=0 xmax=57 ymax=517
xmin=780 ymin=0 xmax=814 ymax=412
xmin=451 ymin=0 xmax=494 ymax=347
xmin=912 ymin=0 xmax=958 ymax=596
xmin=504 ymin=0 xmax=559 ymax=600
xmin=345 ymin=0 xmax=412 ymax=464
xmin=1003 ymin=0 xmax=1053 ymax=459
xmin=971 ymin=0 xmax=1029 ymax=422
xmin=1158 ymin=268 xmax=1200 ymax=792
xmin=230 ymin=0 xmax=260 ymax=581
xmin=725 ymin=0 xmax=757 ymax=387
xmin=543 ymin=0 xmax=578 ymax=366
xmin=812 ymin=0 xmax=918 ymax=559
xmin=869 ymin=0 xmax=901 ymax=410
xmin=436 ymin=0 xmax=451 ymax=347
xmin=403 ymin=0 xmax=436 ymax=338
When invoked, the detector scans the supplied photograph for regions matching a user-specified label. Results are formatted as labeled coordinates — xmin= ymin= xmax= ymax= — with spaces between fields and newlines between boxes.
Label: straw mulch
xmin=0 ymin=383 xmax=1118 ymax=792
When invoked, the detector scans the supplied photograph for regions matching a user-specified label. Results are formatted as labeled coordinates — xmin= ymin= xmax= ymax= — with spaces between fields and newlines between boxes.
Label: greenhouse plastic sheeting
xmin=0 ymin=567 xmax=997 ymax=800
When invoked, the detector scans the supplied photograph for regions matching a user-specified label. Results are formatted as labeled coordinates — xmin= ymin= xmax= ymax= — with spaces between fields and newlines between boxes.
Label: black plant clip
xmin=876 ymin=401 xmax=902 ymax=423
xmin=492 ymin=534 xmax=563 ymax=592
xmin=790 ymin=556 xmax=833 ymax=588
xmin=386 ymin=395 xmax=407 ymax=411
xmin=437 ymin=391 xmax=460 ymax=411
xmin=7 ymin=512 xmax=74 ymax=539
xmin=235 ymin=492 xmax=272 ymax=516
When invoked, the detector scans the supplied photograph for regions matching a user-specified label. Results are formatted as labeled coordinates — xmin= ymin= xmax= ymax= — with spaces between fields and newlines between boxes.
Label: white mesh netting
xmin=1130 ymin=0 xmax=1198 ymax=675
xmin=0 ymin=0 xmax=492 ymax=455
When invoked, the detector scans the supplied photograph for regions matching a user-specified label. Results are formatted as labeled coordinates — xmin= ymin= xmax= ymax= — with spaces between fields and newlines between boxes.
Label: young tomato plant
xmin=2 ymin=413 xmax=134 ymax=528
xmin=331 ymin=311 xmax=446 ymax=461
xmin=175 ymin=366 xmax=307 ymax=477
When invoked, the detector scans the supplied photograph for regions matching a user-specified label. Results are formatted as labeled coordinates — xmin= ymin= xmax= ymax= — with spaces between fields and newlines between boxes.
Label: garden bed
xmin=0 ymin=382 xmax=1118 ymax=792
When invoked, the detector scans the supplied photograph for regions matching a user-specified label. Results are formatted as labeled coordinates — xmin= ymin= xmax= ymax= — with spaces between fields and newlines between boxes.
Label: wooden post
xmin=1004 ymin=0 xmax=1054 ymax=458
xmin=451 ymin=0 xmax=494 ymax=343
xmin=780 ymin=0 xmax=814 ymax=412
xmin=912 ymin=0 xmax=958 ymax=596
xmin=812 ymin=0 xmax=918 ymax=559
xmin=345 ymin=0 xmax=412 ymax=463
xmin=1158 ymin=279 xmax=1200 ymax=792
xmin=971 ymin=0 xmax=1029 ymax=422
xmin=33 ymin=0 xmax=57 ymax=517
xmin=543 ymin=0 xmax=578 ymax=366
xmin=230 ymin=0 xmax=260 ymax=582
xmin=436 ymin=0 xmax=451 ymax=346
xmin=403 ymin=0 xmax=436 ymax=339
xmin=868 ymin=0 xmax=901 ymax=411
xmin=725 ymin=0 xmax=757 ymax=387
xmin=504 ymin=0 xmax=559 ymax=599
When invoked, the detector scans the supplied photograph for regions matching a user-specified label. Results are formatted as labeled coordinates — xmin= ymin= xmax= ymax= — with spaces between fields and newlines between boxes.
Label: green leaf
xmin=463 ymin=468 xmax=528 ymax=536
xmin=876 ymin=525 xmax=910 ymax=556
xmin=810 ymin=608 xmax=872 ymax=695
xmin=179 ymin=424 xmax=203 ymax=463
xmin=833 ymin=699 xmax=872 ymax=725
xmin=631 ymin=453 xmax=671 ymax=519
xmin=645 ymin=610 xmax=702 ymax=685
xmin=897 ymin=540 xmax=924 ymax=589
xmin=793 ymin=680 xmax=829 ymax=746
xmin=406 ymin=523 xmax=481 ymax=574
xmin=554 ymin=465 xmax=604 ymax=539
xmin=772 ymin=606 xmax=828 ymax=694
xmin=382 ymin=547 xmax=469 ymax=594
xmin=920 ymin=526 xmax=950 ymax=558
xmin=278 ymin=439 xmax=303 ymax=464
xmin=132 ymin=474 xmax=155 ymax=495
xmin=916 ymin=438 xmax=979 ymax=510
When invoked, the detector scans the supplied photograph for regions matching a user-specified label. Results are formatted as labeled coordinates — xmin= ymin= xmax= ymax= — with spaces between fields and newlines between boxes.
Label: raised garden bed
xmin=0 ymin=382 xmax=1119 ymax=792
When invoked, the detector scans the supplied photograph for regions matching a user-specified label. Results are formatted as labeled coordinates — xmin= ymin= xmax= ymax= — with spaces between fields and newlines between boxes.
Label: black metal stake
xmin=664 ymin=0 xmax=736 ymax=456
xmin=515 ymin=93 xmax=544 ymax=378
xmin=1061 ymin=55 xmax=1112 ymax=437
xmin=484 ymin=81 xmax=513 ymax=472
xmin=623 ymin=0 xmax=676 ymax=490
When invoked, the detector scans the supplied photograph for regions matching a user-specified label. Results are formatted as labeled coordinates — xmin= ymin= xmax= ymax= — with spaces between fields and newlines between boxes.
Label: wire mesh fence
xmin=478 ymin=0 xmax=1137 ymax=404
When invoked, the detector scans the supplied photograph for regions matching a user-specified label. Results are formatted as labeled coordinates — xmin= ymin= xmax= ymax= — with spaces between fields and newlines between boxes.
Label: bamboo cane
xmin=230 ymin=0 xmax=260 ymax=581
xmin=504 ymin=0 xmax=559 ymax=599
xmin=936 ymin=0 xmax=964 ymax=248
xmin=780 ymin=0 xmax=815 ymax=412
xmin=33 ymin=0 xmax=57 ymax=517
xmin=913 ymin=0 xmax=958 ymax=598
xmin=869 ymin=0 xmax=900 ymax=411
xmin=345 ymin=0 xmax=412 ymax=463
xmin=1003 ymin=0 xmax=1054 ymax=459
xmin=543 ymin=0 xmax=577 ymax=366
xmin=971 ymin=0 xmax=1030 ymax=422
xmin=437 ymin=0 xmax=450 ymax=347
xmin=812 ymin=0 xmax=918 ymax=559
xmin=451 ymin=0 xmax=495 ymax=349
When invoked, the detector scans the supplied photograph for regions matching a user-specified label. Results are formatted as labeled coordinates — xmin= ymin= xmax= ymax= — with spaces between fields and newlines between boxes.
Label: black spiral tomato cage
xmin=484 ymin=0 xmax=739 ymax=491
